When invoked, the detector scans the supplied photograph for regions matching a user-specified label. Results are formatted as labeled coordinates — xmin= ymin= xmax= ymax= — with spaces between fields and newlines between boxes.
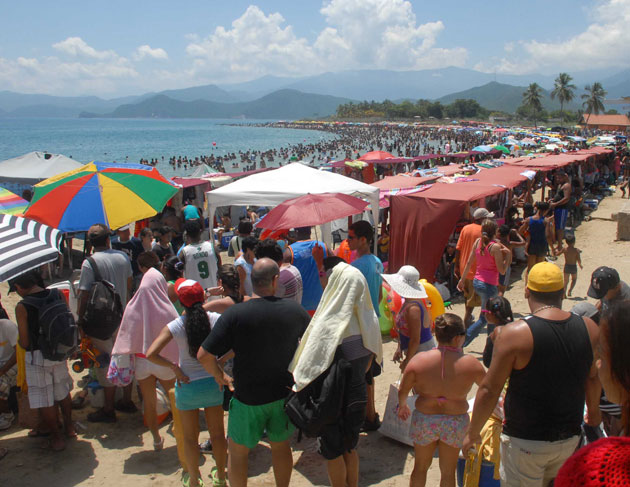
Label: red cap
xmin=174 ymin=278 xmax=205 ymax=308
xmin=555 ymin=437 xmax=630 ymax=486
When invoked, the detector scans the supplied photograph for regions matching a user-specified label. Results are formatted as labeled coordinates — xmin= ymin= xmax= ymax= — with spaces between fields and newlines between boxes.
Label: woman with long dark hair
xmin=147 ymin=279 xmax=227 ymax=487
xmin=203 ymin=264 xmax=251 ymax=314
xmin=161 ymin=256 xmax=184 ymax=314
xmin=457 ymin=219 xmax=511 ymax=346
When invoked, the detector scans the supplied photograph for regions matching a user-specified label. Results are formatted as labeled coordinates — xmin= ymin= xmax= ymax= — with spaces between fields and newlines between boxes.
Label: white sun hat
xmin=381 ymin=265 xmax=428 ymax=299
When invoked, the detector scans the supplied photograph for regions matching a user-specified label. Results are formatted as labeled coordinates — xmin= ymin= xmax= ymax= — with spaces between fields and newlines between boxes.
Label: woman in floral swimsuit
xmin=397 ymin=313 xmax=486 ymax=487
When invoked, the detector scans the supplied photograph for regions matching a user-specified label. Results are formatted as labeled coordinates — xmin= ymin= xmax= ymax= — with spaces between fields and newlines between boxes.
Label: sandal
xmin=153 ymin=437 xmax=164 ymax=451
xmin=182 ymin=473 xmax=205 ymax=487
xmin=210 ymin=467 xmax=226 ymax=487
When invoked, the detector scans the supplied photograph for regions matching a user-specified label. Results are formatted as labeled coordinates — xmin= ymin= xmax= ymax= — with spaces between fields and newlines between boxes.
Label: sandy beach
xmin=0 ymin=191 xmax=627 ymax=487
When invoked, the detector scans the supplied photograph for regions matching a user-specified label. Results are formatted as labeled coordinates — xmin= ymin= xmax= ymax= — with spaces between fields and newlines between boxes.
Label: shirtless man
xmin=397 ymin=314 xmax=485 ymax=487
xmin=549 ymin=171 xmax=572 ymax=254
xmin=557 ymin=234 xmax=582 ymax=297
xmin=463 ymin=262 xmax=600 ymax=487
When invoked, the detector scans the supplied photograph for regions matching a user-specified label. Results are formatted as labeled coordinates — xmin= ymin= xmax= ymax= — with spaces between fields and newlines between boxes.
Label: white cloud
xmin=0 ymin=1 xmax=467 ymax=94
xmin=185 ymin=5 xmax=320 ymax=82
xmin=0 ymin=38 xmax=139 ymax=95
xmin=184 ymin=1 xmax=466 ymax=83
xmin=476 ymin=0 xmax=630 ymax=74
xmin=133 ymin=45 xmax=168 ymax=61
xmin=53 ymin=37 xmax=117 ymax=60
xmin=316 ymin=0 xmax=467 ymax=70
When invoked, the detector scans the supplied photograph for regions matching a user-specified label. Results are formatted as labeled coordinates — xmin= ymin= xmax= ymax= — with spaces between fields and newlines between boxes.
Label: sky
xmin=1 ymin=0 xmax=628 ymax=97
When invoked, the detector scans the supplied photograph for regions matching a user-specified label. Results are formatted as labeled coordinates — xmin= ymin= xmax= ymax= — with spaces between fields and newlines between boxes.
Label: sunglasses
xmin=347 ymin=234 xmax=357 ymax=240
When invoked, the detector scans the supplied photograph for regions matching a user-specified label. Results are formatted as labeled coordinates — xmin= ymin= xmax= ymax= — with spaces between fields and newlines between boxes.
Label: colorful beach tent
xmin=205 ymin=163 xmax=380 ymax=247
xmin=0 ymin=188 xmax=28 ymax=215
xmin=25 ymin=162 xmax=179 ymax=232
xmin=0 ymin=151 xmax=83 ymax=185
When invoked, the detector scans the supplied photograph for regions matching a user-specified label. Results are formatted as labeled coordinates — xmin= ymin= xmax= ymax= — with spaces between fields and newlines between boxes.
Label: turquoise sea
xmin=0 ymin=118 xmax=338 ymax=177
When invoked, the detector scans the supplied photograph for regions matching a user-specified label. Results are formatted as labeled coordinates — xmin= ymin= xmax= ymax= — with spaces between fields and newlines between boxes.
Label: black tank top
xmin=503 ymin=313 xmax=592 ymax=441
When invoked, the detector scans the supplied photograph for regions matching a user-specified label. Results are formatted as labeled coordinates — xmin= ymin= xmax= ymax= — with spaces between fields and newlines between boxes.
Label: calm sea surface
xmin=0 ymin=118 xmax=338 ymax=176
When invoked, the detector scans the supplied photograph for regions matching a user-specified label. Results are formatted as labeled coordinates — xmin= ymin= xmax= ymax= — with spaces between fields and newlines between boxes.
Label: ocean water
xmin=0 ymin=118 xmax=338 ymax=177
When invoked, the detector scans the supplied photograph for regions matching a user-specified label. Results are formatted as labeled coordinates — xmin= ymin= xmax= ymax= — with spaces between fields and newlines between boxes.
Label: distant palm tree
xmin=522 ymin=83 xmax=543 ymax=127
xmin=551 ymin=73 xmax=576 ymax=123
xmin=581 ymin=82 xmax=607 ymax=126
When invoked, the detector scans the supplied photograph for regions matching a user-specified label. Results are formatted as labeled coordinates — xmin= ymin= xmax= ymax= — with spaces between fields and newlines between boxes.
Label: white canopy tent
xmin=0 ymin=151 xmax=83 ymax=185
xmin=205 ymin=163 xmax=380 ymax=248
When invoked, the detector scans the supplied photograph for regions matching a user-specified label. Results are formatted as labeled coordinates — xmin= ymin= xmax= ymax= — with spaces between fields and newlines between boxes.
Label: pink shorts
xmin=410 ymin=410 xmax=470 ymax=448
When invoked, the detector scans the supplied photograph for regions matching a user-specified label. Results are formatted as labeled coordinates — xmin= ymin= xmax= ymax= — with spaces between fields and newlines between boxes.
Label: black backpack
xmin=80 ymin=256 xmax=123 ymax=340
xmin=284 ymin=353 xmax=353 ymax=438
xmin=22 ymin=289 xmax=78 ymax=361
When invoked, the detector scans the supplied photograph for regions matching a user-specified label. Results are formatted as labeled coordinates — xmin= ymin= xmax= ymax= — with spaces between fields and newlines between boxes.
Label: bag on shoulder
xmin=81 ymin=256 xmax=123 ymax=340
xmin=22 ymin=288 xmax=78 ymax=361
xmin=284 ymin=353 xmax=352 ymax=438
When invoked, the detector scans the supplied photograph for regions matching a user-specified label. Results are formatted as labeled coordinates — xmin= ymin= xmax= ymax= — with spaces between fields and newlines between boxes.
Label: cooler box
xmin=584 ymin=199 xmax=598 ymax=210
xmin=221 ymin=232 xmax=233 ymax=249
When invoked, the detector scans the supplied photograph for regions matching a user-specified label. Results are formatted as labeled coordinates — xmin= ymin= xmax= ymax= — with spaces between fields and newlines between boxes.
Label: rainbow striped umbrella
xmin=0 ymin=188 xmax=28 ymax=215
xmin=24 ymin=162 xmax=179 ymax=232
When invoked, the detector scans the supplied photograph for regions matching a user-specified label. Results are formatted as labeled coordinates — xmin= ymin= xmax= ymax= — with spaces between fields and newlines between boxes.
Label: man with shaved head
xmin=198 ymin=258 xmax=310 ymax=487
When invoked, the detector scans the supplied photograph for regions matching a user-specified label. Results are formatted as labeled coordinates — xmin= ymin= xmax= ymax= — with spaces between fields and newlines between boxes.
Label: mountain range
xmin=1 ymin=66 xmax=628 ymax=119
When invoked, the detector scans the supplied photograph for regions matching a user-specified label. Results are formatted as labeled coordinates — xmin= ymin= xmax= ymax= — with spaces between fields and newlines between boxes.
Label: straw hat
xmin=382 ymin=265 xmax=428 ymax=299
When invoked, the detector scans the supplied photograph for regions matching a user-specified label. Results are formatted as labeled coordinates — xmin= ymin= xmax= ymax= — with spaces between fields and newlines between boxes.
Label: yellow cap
xmin=527 ymin=262 xmax=564 ymax=292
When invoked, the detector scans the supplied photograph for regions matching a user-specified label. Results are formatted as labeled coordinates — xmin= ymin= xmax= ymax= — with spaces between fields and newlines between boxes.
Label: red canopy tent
xmin=389 ymin=181 xmax=507 ymax=279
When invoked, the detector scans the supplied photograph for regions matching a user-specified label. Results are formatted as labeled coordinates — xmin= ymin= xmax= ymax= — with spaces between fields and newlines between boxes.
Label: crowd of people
xmin=134 ymin=122 xmax=615 ymax=177
xmin=1 ymin=146 xmax=630 ymax=487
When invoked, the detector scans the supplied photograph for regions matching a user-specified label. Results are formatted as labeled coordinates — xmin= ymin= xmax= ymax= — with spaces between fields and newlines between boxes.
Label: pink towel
xmin=112 ymin=267 xmax=179 ymax=363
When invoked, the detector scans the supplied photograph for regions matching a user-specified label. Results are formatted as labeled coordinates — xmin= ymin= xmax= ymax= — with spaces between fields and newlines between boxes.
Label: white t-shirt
xmin=167 ymin=312 xmax=220 ymax=382
xmin=235 ymin=256 xmax=254 ymax=297
xmin=0 ymin=319 xmax=18 ymax=366
xmin=180 ymin=241 xmax=218 ymax=290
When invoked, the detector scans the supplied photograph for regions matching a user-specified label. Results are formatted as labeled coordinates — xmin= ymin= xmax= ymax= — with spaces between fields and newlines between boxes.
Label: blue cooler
xmin=584 ymin=199 xmax=598 ymax=210
xmin=221 ymin=232 xmax=233 ymax=250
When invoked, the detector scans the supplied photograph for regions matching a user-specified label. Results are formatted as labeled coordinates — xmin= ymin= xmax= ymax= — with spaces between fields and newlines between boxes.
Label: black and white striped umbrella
xmin=0 ymin=214 xmax=61 ymax=282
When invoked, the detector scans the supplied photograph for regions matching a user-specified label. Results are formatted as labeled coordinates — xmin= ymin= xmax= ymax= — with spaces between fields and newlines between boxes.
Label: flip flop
xmin=153 ymin=437 xmax=164 ymax=451
xmin=28 ymin=430 xmax=51 ymax=438
xmin=41 ymin=439 xmax=66 ymax=452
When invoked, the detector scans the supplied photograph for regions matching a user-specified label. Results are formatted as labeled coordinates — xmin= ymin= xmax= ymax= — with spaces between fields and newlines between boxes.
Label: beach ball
xmin=379 ymin=285 xmax=395 ymax=335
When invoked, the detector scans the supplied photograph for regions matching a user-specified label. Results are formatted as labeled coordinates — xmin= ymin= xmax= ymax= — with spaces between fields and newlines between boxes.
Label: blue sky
xmin=0 ymin=0 xmax=627 ymax=97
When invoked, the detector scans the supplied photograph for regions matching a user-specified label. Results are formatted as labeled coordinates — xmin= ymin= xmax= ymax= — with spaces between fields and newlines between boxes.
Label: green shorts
xmin=228 ymin=397 xmax=295 ymax=449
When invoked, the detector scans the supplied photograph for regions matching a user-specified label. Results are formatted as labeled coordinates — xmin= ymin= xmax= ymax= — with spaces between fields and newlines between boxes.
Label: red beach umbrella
xmin=257 ymin=193 xmax=368 ymax=231
xmin=359 ymin=151 xmax=395 ymax=161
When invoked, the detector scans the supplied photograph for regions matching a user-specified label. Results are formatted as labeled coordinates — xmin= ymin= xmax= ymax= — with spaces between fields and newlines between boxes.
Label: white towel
xmin=289 ymin=262 xmax=383 ymax=391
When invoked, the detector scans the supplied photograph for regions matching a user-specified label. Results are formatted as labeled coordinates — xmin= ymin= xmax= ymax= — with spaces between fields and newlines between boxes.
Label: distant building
xmin=580 ymin=114 xmax=630 ymax=132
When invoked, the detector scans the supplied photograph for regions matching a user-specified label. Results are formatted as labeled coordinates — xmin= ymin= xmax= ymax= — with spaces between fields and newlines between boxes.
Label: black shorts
xmin=527 ymin=242 xmax=548 ymax=258
xmin=317 ymin=354 xmax=371 ymax=460
xmin=564 ymin=264 xmax=578 ymax=275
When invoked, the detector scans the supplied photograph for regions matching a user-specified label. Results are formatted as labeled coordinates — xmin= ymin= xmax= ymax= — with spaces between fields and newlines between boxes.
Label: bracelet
xmin=319 ymin=270 xmax=326 ymax=277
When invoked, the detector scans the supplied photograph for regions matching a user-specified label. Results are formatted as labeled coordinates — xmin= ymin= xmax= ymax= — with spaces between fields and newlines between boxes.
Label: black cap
xmin=587 ymin=266 xmax=620 ymax=299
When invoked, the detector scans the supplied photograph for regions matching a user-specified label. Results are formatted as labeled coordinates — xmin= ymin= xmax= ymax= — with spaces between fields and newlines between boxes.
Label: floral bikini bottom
xmin=410 ymin=410 xmax=470 ymax=448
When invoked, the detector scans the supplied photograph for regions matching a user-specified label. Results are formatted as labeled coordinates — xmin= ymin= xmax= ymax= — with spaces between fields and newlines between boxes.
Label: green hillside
xmin=80 ymin=89 xmax=349 ymax=119
xmin=437 ymin=81 xmax=577 ymax=113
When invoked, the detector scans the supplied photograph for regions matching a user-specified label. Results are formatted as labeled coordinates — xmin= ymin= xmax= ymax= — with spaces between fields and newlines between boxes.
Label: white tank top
xmin=181 ymin=241 xmax=218 ymax=290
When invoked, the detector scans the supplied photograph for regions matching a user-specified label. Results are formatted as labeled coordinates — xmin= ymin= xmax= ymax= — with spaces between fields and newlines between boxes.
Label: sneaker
xmin=361 ymin=413 xmax=381 ymax=432
xmin=199 ymin=439 xmax=213 ymax=453
xmin=0 ymin=416 xmax=12 ymax=431
xmin=87 ymin=408 xmax=117 ymax=423
xmin=0 ymin=412 xmax=14 ymax=423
